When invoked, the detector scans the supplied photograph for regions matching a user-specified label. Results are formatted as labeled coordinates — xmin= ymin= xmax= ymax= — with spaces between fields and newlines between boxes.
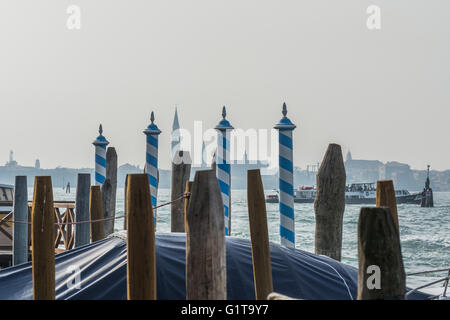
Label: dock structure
xmin=215 ymin=106 xmax=233 ymax=236
xmin=274 ymin=103 xmax=296 ymax=248
xmin=143 ymin=111 xmax=161 ymax=226
xmin=92 ymin=124 xmax=109 ymax=186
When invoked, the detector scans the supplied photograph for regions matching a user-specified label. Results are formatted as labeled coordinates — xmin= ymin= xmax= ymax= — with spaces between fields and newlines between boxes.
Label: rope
xmin=1 ymin=192 xmax=191 ymax=227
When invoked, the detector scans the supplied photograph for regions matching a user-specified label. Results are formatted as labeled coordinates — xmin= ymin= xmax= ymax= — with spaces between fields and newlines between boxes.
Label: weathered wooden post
xmin=215 ymin=107 xmax=233 ymax=236
xmin=186 ymin=170 xmax=226 ymax=299
xmin=123 ymin=174 xmax=128 ymax=230
xmin=376 ymin=180 xmax=399 ymax=231
xmin=31 ymin=176 xmax=55 ymax=300
xmin=171 ymin=150 xmax=191 ymax=232
xmin=247 ymin=169 xmax=273 ymax=300
xmin=75 ymin=173 xmax=90 ymax=247
xmin=103 ymin=147 xmax=117 ymax=236
xmin=13 ymin=176 xmax=28 ymax=265
xmin=89 ymin=185 xmax=105 ymax=242
xmin=358 ymin=207 xmax=406 ymax=300
xmin=184 ymin=180 xmax=193 ymax=233
xmin=314 ymin=143 xmax=346 ymax=261
xmin=126 ymin=174 xmax=156 ymax=300
xmin=274 ymin=103 xmax=296 ymax=248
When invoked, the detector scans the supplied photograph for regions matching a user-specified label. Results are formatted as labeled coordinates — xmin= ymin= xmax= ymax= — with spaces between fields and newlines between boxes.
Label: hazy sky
xmin=1 ymin=1 xmax=449 ymax=170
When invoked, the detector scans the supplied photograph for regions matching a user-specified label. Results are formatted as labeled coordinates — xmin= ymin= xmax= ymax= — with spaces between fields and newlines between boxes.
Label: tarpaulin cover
xmin=0 ymin=232 xmax=429 ymax=300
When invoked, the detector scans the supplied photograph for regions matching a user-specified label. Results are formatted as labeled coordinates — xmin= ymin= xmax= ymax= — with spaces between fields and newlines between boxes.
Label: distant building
xmin=5 ymin=150 xmax=18 ymax=167
xmin=35 ymin=159 xmax=40 ymax=170
xmin=345 ymin=157 xmax=383 ymax=183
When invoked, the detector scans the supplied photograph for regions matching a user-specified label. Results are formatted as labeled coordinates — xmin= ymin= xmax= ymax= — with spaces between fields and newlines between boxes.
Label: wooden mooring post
xmin=314 ymin=143 xmax=346 ymax=261
xmin=247 ymin=169 xmax=273 ymax=300
xmin=13 ymin=176 xmax=28 ymax=265
xmin=123 ymin=174 xmax=128 ymax=230
xmin=376 ymin=180 xmax=399 ymax=231
xmin=126 ymin=174 xmax=156 ymax=300
xmin=357 ymin=207 xmax=406 ymax=300
xmin=171 ymin=150 xmax=191 ymax=232
xmin=184 ymin=180 xmax=193 ymax=233
xmin=103 ymin=147 xmax=117 ymax=236
xmin=74 ymin=173 xmax=90 ymax=247
xmin=89 ymin=186 xmax=105 ymax=242
xmin=186 ymin=170 xmax=226 ymax=300
xmin=31 ymin=176 xmax=55 ymax=300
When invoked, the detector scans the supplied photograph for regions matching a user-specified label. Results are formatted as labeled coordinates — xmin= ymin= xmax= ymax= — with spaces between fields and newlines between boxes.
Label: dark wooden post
xmin=186 ymin=170 xmax=226 ymax=300
xmin=101 ymin=178 xmax=114 ymax=236
xmin=13 ymin=175 xmax=28 ymax=265
xmin=123 ymin=174 xmax=128 ymax=230
xmin=103 ymin=147 xmax=118 ymax=235
xmin=184 ymin=180 xmax=193 ymax=233
xmin=126 ymin=174 xmax=156 ymax=300
xmin=74 ymin=173 xmax=90 ymax=247
xmin=358 ymin=207 xmax=406 ymax=300
xmin=314 ymin=143 xmax=346 ymax=261
xmin=31 ymin=176 xmax=55 ymax=300
xmin=171 ymin=150 xmax=191 ymax=232
xmin=247 ymin=169 xmax=273 ymax=300
xmin=376 ymin=180 xmax=399 ymax=231
xmin=89 ymin=186 xmax=105 ymax=242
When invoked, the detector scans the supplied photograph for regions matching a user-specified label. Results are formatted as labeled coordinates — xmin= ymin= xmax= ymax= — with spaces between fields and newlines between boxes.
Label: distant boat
xmin=266 ymin=182 xmax=422 ymax=205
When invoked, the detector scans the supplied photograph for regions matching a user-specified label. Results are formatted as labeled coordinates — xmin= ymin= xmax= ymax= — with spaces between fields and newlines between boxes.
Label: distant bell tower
xmin=171 ymin=106 xmax=181 ymax=161
xmin=35 ymin=159 xmax=40 ymax=169
xmin=346 ymin=150 xmax=352 ymax=162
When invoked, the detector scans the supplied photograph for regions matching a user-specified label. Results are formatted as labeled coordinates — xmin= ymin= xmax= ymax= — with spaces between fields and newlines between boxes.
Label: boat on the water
xmin=266 ymin=182 xmax=422 ymax=205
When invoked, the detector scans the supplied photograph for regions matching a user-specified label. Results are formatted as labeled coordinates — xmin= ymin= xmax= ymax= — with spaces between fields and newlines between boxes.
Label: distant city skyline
xmin=1 ymin=1 xmax=449 ymax=170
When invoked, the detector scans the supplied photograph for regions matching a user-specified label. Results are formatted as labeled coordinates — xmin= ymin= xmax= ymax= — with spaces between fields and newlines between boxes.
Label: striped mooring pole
xmin=144 ymin=111 xmax=161 ymax=223
xmin=215 ymin=106 xmax=233 ymax=236
xmin=274 ymin=103 xmax=296 ymax=248
xmin=93 ymin=124 xmax=109 ymax=186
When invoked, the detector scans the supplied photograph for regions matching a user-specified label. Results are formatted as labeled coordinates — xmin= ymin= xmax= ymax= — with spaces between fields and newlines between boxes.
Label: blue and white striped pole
xmin=144 ymin=111 xmax=161 ymax=222
xmin=92 ymin=124 xmax=109 ymax=186
xmin=274 ymin=103 xmax=296 ymax=248
xmin=215 ymin=106 xmax=233 ymax=236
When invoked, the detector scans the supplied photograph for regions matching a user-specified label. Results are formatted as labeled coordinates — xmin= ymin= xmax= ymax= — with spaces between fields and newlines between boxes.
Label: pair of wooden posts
xmin=31 ymin=175 xmax=112 ymax=299
xmin=315 ymin=144 xmax=405 ymax=300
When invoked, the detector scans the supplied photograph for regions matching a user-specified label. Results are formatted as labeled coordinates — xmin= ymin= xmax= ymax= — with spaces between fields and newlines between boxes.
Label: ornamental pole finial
xmin=99 ymin=124 xmax=103 ymax=135
xmin=222 ymin=106 xmax=227 ymax=119
xmin=282 ymin=102 xmax=287 ymax=117
xmin=150 ymin=111 xmax=155 ymax=124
